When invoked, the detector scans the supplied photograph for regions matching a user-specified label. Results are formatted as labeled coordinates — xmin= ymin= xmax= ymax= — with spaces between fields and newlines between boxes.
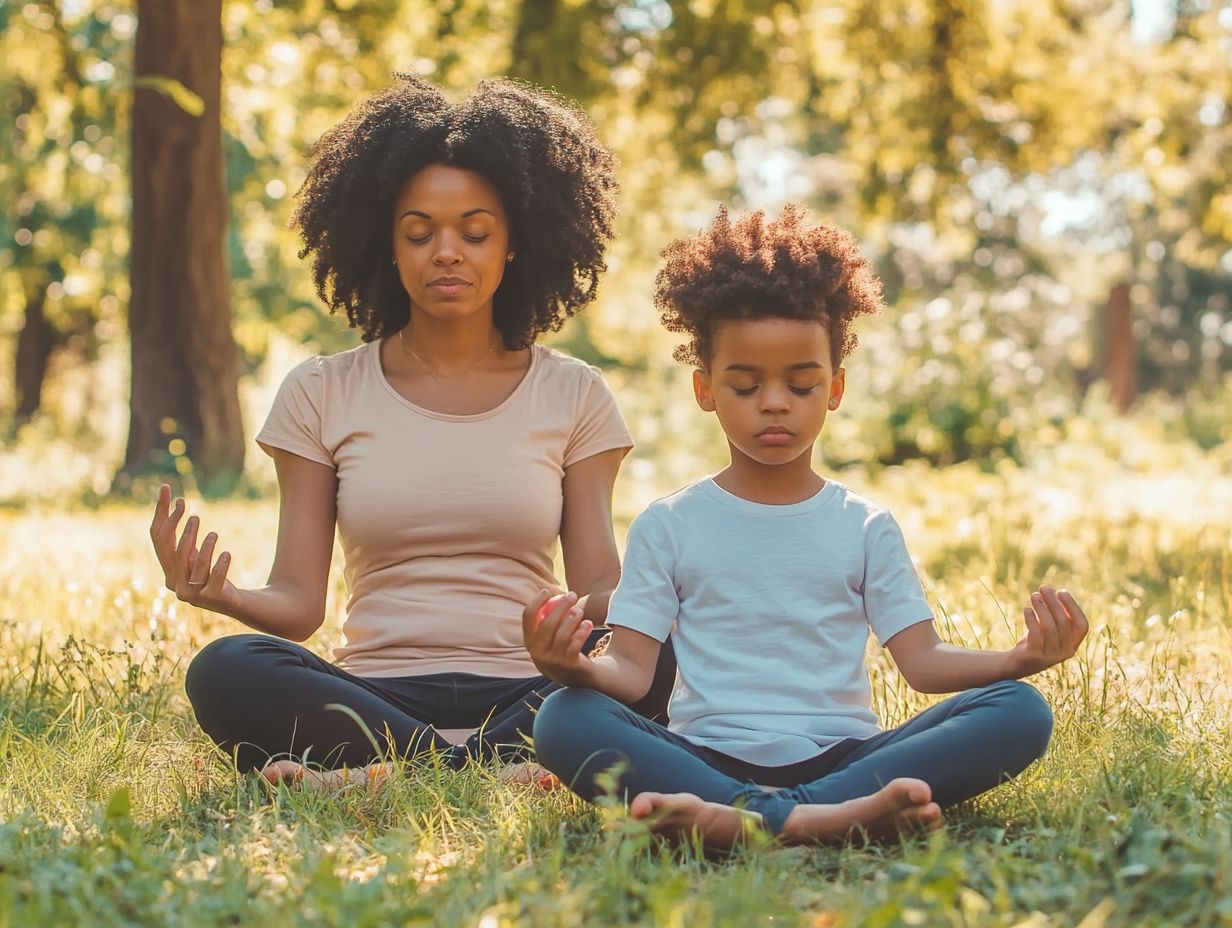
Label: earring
xmin=392 ymin=257 xmax=397 ymax=266
xmin=506 ymin=253 xmax=515 ymax=263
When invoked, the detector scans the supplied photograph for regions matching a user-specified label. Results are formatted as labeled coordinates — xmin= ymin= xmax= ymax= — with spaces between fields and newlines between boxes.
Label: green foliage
xmin=1 ymin=461 xmax=1231 ymax=925
xmin=3 ymin=0 xmax=1232 ymax=475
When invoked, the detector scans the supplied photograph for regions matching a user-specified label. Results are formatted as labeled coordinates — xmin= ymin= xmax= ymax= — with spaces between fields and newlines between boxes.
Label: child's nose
xmin=760 ymin=385 xmax=791 ymax=412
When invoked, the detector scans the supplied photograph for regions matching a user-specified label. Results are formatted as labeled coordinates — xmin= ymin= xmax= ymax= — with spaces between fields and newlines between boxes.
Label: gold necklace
xmin=398 ymin=327 xmax=500 ymax=381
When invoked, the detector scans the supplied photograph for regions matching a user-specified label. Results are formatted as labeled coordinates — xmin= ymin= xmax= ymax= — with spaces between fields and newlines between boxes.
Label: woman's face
xmin=391 ymin=164 xmax=513 ymax=324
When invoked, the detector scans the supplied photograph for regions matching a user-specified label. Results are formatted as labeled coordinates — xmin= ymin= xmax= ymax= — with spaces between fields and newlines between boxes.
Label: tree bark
xmin=122 ymin=0 xmax=244 ymax=493
xmin=14 ymin=283 xmax=56 ymax=425
xmin=1104 ymin=282 xmax=1137 ymax=413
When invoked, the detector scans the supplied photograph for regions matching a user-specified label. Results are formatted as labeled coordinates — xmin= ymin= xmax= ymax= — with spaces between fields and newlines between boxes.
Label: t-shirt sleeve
xmin=563 ymin=367 xmax=633 ymax=468
xmin=863 ymin=510 xmax=932 ymax=646
xmin=255 ymin=357 xmax=335 ymax=468
xmin=605 ymin=508 xmax=678 ymax=642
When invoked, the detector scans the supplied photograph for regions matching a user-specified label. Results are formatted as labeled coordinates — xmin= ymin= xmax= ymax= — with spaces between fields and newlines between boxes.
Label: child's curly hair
xmin=291 ymin=75 xmax=619 ymax=347
xmin=654 ymin=205 xmax=883 ymax=367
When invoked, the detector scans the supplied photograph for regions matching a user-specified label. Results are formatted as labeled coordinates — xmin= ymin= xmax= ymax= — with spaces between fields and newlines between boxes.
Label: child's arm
xmin=522 ymin=589 xmax=663 ymax=704
xmin=886 ymin=585 xmax=1088 ymax=694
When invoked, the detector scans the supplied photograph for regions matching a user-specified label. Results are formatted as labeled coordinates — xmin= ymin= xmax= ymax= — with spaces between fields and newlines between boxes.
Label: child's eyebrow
xmin=723 ymin=362 xmax=825 ymax=372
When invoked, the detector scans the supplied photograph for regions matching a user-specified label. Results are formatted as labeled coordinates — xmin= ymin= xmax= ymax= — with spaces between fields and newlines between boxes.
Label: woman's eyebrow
xmin=398 ymin=207 xmax=496 ymax=220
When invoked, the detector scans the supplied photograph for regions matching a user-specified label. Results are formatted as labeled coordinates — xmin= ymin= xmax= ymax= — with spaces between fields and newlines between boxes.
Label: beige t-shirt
xmin=256 ymin=340 xmax=633 ymax=679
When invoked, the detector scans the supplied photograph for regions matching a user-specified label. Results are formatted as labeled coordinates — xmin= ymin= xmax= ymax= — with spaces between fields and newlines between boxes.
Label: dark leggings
xmin=185 ymin=632 xmax=676 ymax=772
xmin=533 ymin=680 xmax=1053 ymax=833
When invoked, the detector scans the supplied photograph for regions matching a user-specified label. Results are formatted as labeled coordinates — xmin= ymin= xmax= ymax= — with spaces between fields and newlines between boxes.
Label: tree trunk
xmin=14 ymin=283 xmax=56 ymax=425
xmin=121 ymin=0 xmax=244 ymax=493
xmin=1104 ymin=282 xmax=1137 ymax=413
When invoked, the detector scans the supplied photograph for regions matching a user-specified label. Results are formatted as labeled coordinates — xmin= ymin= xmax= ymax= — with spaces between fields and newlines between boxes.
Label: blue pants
xmin=533 ymin=680 xmax=1053 ymax=834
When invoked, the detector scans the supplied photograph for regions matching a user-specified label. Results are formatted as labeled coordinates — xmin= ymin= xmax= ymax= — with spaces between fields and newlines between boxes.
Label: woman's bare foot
xmin=630 ymin=778 xmax=941 ymax=852
xmin=495 ymin=761 xmax=563 ymax=790
xmin=260 ymin=759 xmax=392 ymax=792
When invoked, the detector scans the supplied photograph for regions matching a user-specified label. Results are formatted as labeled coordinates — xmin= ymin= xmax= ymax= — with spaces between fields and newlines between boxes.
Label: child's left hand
xmin=1007 ymin=585 xmax=1089 ymax=676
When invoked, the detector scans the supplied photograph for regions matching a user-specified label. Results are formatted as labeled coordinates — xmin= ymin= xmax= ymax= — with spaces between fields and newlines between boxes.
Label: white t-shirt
xmin=607 ymin=477 xmax=932 ymax=766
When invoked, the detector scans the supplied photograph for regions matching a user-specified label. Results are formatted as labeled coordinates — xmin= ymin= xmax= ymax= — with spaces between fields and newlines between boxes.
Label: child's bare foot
xmin=629 ymin=792 xmax=768 ymax=851
xmin=495 ymin=761 xmax=563 ymax=790
xmin=629 ymin=778 xmax=941 ymax=852
xmin=260 ymin=760 xmax=391 ymax=792
xmin=780 ymin=778 xmax=942 ymax=845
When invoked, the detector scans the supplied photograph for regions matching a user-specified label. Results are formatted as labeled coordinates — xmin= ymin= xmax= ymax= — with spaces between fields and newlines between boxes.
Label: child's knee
xmin=532 ymin=688 xmax=614 ymax=762
xmin=993 ymin=680 xmax=1054 ymax=758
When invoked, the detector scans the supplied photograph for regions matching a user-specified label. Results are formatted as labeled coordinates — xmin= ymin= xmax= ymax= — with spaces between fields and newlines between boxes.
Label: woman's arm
xmin=559 ymin=447 xmax=627 ymax=625
xmin=522 ymin=591 xmax=661 ymax=704
xmin=149 ymin=449 xmax=338 ymax=641
xmin=886 ymin=586 xmax=1089 ymax=694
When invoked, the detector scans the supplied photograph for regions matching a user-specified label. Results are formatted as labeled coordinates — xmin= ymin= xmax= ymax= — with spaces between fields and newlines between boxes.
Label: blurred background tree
xmin=0 ymin=0 xmax=1229 ymax=502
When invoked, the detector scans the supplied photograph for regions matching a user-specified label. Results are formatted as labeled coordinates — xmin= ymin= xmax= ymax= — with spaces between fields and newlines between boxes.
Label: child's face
xmin=693 ymin=318 xmax=845 ymax=467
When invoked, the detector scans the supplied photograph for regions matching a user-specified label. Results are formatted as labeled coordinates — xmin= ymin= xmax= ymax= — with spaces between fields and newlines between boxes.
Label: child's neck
xmin=713 ymin=448 xmax=826 ymax=505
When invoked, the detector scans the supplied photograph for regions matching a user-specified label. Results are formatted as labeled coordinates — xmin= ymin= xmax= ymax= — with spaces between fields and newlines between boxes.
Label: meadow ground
xmin=1 ymin=450 xmax=1230 ymax=927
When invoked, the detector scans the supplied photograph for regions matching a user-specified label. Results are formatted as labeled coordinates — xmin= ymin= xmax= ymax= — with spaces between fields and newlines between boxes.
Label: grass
xmin=1 ymin=454 xmax=1230 ymax=927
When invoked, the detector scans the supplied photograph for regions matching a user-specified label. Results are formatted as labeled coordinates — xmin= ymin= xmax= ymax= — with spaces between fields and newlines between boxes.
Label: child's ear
xmin=693 ymin=368 xmax=716 ymax=412
xmin=828 ymin=367 xmax=846 ymax=411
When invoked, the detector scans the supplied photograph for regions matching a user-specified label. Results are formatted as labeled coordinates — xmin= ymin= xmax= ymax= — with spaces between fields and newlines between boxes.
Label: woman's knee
xmin=184 ymin=634 xmax=280 ymax=707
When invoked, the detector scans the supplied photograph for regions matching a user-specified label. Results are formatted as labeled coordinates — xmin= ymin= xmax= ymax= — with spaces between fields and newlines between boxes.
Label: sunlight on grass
xmin=1 ymin=443 xmax=1230 ymax=925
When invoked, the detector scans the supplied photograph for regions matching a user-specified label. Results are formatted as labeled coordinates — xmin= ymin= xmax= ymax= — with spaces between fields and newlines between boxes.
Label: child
xmin=522 ymin=205 xmax=1089 ymax=848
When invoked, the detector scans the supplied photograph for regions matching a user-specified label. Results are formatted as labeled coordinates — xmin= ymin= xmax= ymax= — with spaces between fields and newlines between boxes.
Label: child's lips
xmin=756 ymin=428 xmax=794 ymax=445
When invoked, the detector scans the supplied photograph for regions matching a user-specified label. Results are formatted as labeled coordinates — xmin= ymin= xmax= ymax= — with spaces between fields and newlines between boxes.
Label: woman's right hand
xmin=150 ymin=484 xmax=242 ymax=614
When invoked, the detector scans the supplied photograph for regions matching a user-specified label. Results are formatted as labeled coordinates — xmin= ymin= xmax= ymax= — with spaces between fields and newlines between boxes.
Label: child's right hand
xmin=522 ymin=589 xmax=594 ymax=686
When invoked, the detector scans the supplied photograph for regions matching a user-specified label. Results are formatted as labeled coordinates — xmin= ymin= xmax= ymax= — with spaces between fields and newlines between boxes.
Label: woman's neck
xmin=401 ymin=306 xmax=504 ymax=368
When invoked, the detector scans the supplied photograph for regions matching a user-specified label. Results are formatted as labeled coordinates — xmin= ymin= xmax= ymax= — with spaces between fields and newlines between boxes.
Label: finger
xmin=1039 ymin=586 xmax=1073 ymax=653
xmin=191 ymin=532 xmax=218 ymax=587
xmin=538 ymin=592 xmax=577 ymax=639
xmin=550 ymin=601 xmax=584 ymax=650
xmin=155 ymin=497 xmax=186 ymax=561
xmin=523 ymin=589 xmax=551 ymax=636
xmin=1031 ymin=590 xmax=1059 ymax=656
xmin=567 ymin=618 xmax=594 ymax=655
xmin=1023 ymin=606 xmax=1042 ymax=654
xmin=174 ymin=515 xmax=200 ymax=594
xmin=150 ymin=484 xmax=170 ymax=537
xmin=1058 ymin=589 xmax=1090 ymax=643
xmin=201 ymin=550 xmax=232 ymax=599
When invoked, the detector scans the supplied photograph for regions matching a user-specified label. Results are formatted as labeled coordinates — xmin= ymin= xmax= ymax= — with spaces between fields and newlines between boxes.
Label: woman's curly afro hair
xmin=654 ymin=204 xmax=883 ymax=367
xmin=291 ymin=75 xmax=619 ymax=347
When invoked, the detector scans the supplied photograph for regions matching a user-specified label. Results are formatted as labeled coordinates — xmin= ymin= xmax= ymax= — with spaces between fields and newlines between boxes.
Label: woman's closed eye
xmin=405 ymin=233 xmax=491 ymax=245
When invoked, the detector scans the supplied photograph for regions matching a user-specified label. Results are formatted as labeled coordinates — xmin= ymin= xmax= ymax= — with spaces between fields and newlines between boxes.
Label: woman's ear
xmin=693 ymin=368 xmax=716 ymax=412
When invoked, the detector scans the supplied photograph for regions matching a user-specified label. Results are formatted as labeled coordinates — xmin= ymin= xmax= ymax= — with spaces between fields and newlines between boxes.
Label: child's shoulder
xmin=825 ymin=481 xmax=910 ymax=541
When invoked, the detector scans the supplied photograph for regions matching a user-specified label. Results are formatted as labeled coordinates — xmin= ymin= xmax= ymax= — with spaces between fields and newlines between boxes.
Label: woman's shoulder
xmin=276 ymin=341 xmax=375 ymax=390
xmin=534 ymin=345 xmax=609 ymax=386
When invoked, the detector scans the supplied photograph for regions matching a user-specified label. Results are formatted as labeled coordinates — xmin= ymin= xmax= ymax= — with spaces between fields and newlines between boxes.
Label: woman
xmin=150 ymin=76 xmax=672 ymax=786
